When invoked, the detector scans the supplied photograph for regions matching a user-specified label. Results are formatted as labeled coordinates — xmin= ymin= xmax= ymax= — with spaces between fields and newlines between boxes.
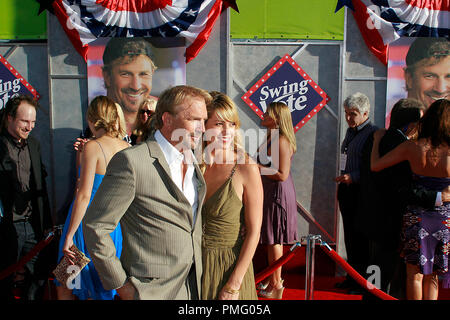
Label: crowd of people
xmin=0 ymin=36 xmax=447 ymax=301
xmin=0 ymin=87 xmax=299 ymax=301
xmin=334 ymin=37 xmax=449 ymax=301
xmin=336 ymin=95 xmax=449 ymax=300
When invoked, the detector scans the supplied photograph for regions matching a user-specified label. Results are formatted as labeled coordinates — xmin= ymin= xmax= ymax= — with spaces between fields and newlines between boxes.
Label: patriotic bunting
xmin=336 ymin=0 xmax=449 ymax=65
xmin=51 ymin=0 xmax=230 ymax=63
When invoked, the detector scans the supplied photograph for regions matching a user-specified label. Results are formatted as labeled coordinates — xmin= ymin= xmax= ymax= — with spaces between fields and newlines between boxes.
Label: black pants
xmin=14 ymin=220 xmax=39 ymax=275
xmin=0 ymin=220 xmax=40 ymax=300
xmin=366 ymin=240 xmax=406 ymax=299
xmin=337 ymin=183 xmax=370 ymax=282
xmin=186 ymin=264 xmax=199 ymax=300
xmin=0 ymin=221 xmax=16 ymax=300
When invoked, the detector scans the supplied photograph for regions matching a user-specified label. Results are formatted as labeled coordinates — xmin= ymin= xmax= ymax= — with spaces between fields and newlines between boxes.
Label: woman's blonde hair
xmin=200 ymin=92 xmax=246 ymax=172
xmin=207 ymin=91 xmax=243 ymax=149
xmin=267 ymin=102 xmax=297 ymax=153
xmin=87 ymin=95 xmax=127 ymax=139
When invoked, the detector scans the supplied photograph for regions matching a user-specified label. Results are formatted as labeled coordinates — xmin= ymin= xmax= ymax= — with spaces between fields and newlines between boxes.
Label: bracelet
xmin=223 ymin=284 xmax=240 ymax=295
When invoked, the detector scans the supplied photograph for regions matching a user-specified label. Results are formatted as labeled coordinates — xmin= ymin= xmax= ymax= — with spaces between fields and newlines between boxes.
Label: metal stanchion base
xmin=303 ymin=234 xmax=322 ymax=300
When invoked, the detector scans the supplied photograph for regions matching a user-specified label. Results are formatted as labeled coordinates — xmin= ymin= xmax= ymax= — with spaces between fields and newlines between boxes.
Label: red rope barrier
xmin=254 ymin=243 xmax=302 ymax=284
xmin=320 ymin=244 xmax=397 ymax=300
xmin=0 ymin=231 xmax=56 ymax=281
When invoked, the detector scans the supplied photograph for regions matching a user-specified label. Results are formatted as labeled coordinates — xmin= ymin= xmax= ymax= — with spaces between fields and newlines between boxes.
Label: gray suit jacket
xmin=83 ymin=134 xmax=206 ymax=299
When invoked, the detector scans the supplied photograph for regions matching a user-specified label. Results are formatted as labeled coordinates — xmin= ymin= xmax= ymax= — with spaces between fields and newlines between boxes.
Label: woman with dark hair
xmin=55 ymin=96 xmax=130 ymax=300
xmin=132 ymin=97 xmax=157 ymax=144
xmin=371 ymin=99 xmax=450 ymax=300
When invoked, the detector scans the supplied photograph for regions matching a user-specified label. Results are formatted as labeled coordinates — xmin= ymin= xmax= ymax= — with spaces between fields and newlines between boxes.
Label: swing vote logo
xmin=242 ymin=54 xmax=330 ymax=133
xmin=0 ymin=55 xmax=40 ymax=110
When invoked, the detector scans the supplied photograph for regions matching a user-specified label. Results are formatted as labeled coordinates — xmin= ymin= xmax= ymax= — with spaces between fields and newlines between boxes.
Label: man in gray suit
xmin=83 ymin=85 xmax=211 ymax=300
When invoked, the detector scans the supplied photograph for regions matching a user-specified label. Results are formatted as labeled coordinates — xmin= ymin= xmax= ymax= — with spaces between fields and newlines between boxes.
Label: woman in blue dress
xmin=371 ymin=99 xmax=450 ymax=300
xmin=56 ymin=96 xmax=130 ymax=300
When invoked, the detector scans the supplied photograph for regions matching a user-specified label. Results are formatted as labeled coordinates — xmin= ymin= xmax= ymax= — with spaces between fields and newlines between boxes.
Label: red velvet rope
xmin=254 ymin=241 xmax=398 ymax=300
xmin=0 ymin=232 xmax=56 ymax=281
xmin=320 ymin=245 xmax=398 ymax=300
xmin=254 ymin=243 xmax=301 ymax=284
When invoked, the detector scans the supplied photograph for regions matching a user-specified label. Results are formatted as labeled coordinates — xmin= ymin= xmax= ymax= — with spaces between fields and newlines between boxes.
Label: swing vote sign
xmin=241 ymin=54 xmax=329 ymax=132
xmin=0 ymin=54 xmax=40 ymax=109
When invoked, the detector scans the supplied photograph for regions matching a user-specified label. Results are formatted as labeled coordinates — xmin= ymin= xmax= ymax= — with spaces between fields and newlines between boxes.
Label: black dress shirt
xmin=4 ymin=132 xmax=32 ymax=221
xmin=341 ymin=120 xmax=377 ymax=184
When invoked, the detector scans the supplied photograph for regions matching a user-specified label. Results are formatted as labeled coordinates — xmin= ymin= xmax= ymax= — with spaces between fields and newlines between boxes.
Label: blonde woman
xmin=257 ymin=102 xmax=298 ymax=299
xmin=201 ymin=92 xmax=263 ymax=300
xmin=56 ymin=96 xmax=130 ymax=300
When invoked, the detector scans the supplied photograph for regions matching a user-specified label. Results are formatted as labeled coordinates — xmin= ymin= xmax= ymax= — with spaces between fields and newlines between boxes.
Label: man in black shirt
xmin=0 ymin=95 xmax=53 ymax=300
xmin=335 ymin=92 xmax=377 ymax=293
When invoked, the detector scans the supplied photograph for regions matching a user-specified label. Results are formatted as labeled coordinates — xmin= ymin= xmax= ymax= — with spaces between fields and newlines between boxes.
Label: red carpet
xmin=253 ymin=244 xmax=450 ymax=300
xmin=22 ymin=242 xmax=450 ymax=300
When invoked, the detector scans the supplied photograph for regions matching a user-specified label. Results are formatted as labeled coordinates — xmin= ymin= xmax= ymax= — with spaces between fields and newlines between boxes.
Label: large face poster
xmin=87 ymin=37 xmax=186 ymax=112
xmin=386 ymin=37 xmax=449 ymax=128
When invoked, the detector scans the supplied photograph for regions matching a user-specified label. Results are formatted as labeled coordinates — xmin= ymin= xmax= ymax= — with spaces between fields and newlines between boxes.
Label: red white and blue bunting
xmin=336 ymin=0 xmax=449 ymax=65
xmin=51 ymin=0 xmax=230 ymax=62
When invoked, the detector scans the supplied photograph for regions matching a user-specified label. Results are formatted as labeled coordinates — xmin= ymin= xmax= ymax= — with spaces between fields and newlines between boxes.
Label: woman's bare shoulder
xmin=83 ymin=139 xmax=101 ymax=154
xmin=118 ymin=139 xmax=131 ymax=149
xmin=396 ymin=138 xmax=419 ymax=153
xmin=236 ymin=157 xmax=259 ymax=178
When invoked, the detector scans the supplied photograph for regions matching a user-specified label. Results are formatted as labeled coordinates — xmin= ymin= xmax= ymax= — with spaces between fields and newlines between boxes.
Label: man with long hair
xmin=0 ymin=95 xmax=53 ymax=300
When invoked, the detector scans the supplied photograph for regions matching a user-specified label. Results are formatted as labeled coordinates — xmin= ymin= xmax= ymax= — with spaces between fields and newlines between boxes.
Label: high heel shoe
xmin=257 ymin=280 xmax=284 ymax=299
xmin=256 ymin=280 xmax=269 ymax=290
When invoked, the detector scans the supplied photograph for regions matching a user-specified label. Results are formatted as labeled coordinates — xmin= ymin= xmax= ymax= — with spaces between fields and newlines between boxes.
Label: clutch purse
xmin=53 ymin=244 xmax=90 ymax=288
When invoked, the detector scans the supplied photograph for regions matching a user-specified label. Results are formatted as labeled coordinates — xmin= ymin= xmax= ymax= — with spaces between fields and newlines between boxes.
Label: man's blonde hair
xmin=149 ymin=85 xmax=212 ymax=132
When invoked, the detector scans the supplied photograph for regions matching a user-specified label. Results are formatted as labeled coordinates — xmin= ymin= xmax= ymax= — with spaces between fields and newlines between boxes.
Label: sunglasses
xmin=140 ymin=110 xmax=154 ymax=116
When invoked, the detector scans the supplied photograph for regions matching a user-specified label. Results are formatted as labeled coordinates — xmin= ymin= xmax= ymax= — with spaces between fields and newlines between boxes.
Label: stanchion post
xmin=305 ymin=235 xmax=321 ymax=300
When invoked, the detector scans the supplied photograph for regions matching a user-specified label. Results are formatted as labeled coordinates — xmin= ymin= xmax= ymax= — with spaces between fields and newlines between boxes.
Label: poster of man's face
xmin=87 ymin=37 xmax=186 ymax=114
xmin=386 ymin=37 xmax=449 ymax=127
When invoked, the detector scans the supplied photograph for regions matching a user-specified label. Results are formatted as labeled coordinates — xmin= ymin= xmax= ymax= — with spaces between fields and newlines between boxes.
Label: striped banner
xmin=52 ymin=0 xmax=227 ymax=62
